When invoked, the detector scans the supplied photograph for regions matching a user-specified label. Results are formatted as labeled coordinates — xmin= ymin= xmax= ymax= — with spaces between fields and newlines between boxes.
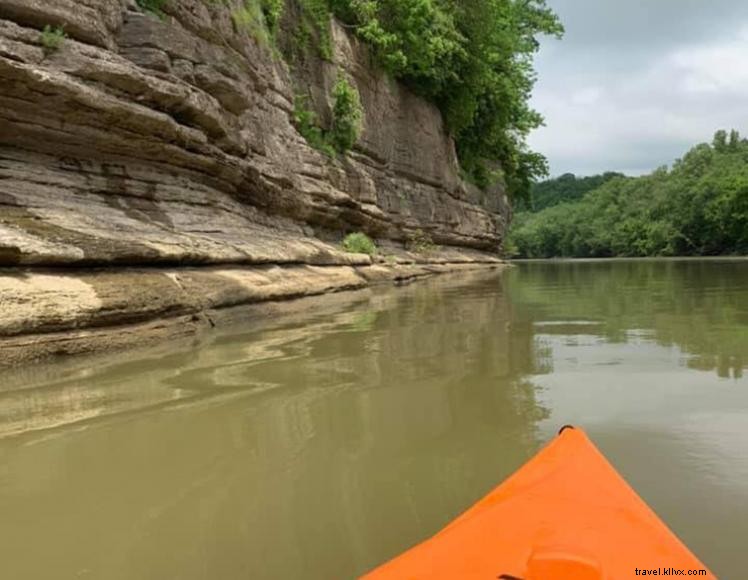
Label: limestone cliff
xmin=0 ymin=0 xmax=509 ymax=365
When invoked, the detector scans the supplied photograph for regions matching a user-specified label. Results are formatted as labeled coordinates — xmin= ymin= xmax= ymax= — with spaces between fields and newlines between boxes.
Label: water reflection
xmin=506 ymin=259 xmax=748 ymax=577
xmin=0 ymin=260 xmax=746 ymax=579
xmin=0 ymin=271 xmax=547 ymax=580
xmin=507 ymin=259 xmax=747 ymax=378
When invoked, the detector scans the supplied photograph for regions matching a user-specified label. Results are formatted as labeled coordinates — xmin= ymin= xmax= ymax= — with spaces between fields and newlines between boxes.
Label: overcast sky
xmin=529 ymin=0 xmax=748 ymax=176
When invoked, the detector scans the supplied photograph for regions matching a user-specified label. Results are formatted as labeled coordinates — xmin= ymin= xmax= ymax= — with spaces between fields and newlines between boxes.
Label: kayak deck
xmin=362 ymin=427 xmax=715 ymax=579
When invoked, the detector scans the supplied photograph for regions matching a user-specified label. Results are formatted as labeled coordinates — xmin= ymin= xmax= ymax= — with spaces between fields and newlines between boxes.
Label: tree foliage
xmin=507 ymin=131 xmax=748 ymax=258
xmin=293 ymin=74 xmax=363 ymax=156
xmin=522 ymin=172 xmax=624 ymax=212
xmin=329 ymin=76 xmax=363 ymax=153
xmin=315 ymin=0 xmax=563 ymax=200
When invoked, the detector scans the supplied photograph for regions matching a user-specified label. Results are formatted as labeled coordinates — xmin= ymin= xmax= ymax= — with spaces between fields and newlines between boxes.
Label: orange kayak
xmin=363 ymin=426 xmax=715 ymax=579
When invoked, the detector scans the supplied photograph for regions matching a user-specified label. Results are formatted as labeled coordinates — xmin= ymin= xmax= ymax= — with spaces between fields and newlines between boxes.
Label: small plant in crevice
xmin=298 ymin=0 xmax=333 ymax=59
xmin=232 ymin=0 xmax=284 ymax=45
xmin=293 ymin=74 xmax=363 ymax=157
xmin=342 ymin=232 xmax=377 ymax=256
xmin=293 ymin=95 xmax=336 ymax=157
xmin=136 ymin=0 xmax=168 ymax=18
xmin=286 ymin=19 xmax=314 ymax=63
xmin=279 ymin=0 xmax=333 ymax=63
xmin=329 ymin=75 xmax=363 ymax=154
xmin=232 ymin=2 xmax=268 ymax=44
xmin=40 ymin=25 xmax=66 ymax=54
xmin=407 ymin=229 xmax=438 ymax=255
xmin=261 ymin=0 xmax=284 ymax=38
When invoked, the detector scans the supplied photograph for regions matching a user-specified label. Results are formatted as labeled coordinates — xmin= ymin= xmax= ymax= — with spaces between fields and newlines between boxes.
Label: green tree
xmin=713 ymin=129 xmax=728 ymax=152
xmin=322 ymin=0 xmax=563 ymax=201
xmin=729 ymin=129 xmax=741 ymax=150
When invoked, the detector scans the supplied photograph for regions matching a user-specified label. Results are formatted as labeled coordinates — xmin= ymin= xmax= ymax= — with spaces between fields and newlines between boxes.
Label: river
xmin=0 ymin=259 xmax=746 ymax=579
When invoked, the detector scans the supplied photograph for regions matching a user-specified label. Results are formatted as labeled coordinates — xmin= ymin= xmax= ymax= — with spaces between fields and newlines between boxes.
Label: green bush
xmin=40 ymin=25 xmax=66 ymax=53
xmin=136 ymin=0 xmax=167 ymax=18
xmin=329 ymin=76 xmax=363 ymax=153
xmin=407 ymin=229 xmax=438 ymax=254
xmin=343 ymin=232 xmax=378 ymax=256
xmin=261 ymin=0 xmax=284 ymax=37
xmin=293 ymin=95 xmax=336 ymax=157
xmin=293 ymin=75 xmax=362 ymax=156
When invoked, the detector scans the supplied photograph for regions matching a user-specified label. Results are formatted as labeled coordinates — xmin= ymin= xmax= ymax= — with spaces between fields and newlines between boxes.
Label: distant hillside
xmin=508 ymin=130 xmax=748 ymax=258
xmin=525 ymin=172 xmax=624 ymax=212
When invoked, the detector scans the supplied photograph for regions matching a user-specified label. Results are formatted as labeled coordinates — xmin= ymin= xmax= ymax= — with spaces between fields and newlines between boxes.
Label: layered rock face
xmin=0 ymin=0 xmax=509 ymax=364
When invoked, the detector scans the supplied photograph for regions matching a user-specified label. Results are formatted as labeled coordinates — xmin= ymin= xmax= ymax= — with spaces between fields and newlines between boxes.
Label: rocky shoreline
xmin=0 ymin=255 xmax=505 ymax=367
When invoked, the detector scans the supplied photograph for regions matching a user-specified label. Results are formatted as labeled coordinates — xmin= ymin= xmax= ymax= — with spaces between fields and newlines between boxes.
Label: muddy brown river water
xmin=0 ymin=259 xmax=746 ymax=579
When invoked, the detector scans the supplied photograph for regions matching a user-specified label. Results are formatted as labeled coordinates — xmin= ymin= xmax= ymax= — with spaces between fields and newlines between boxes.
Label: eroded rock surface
xmin=0 ymin=0 xmax=509 ymax=364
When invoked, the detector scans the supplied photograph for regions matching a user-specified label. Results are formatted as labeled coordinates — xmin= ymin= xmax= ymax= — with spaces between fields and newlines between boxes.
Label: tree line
xmin=507 ymin=131 xmax=748 ymax=258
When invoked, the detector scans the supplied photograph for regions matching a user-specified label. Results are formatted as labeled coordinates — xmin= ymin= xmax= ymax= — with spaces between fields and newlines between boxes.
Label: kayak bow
xmin=362 ymin=426 xmax=715 ymax=579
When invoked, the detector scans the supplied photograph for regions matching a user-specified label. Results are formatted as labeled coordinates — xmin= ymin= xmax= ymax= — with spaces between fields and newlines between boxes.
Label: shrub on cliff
xmin=330 ymin=77 xmax=363 ymax=153
xmin=293 ymin=74 xmax=362 ymax=156
xmin=40 ymin=25 xmax=66 ymax=53
xmin=407 ymin=229 xmax=438 ymax=254
xmin=293 ymin=96 xmax=337 ymax=156
xmin=136 ymin=0 xmax=168 ymax=18
xmin=261 ymin=0 xmax=285 ymax=36
xmin=343 ymin=233 xmax=378 ymax=256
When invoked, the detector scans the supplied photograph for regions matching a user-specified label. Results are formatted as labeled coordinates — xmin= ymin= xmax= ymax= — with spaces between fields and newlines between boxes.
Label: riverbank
xmin=0 ymin=252 xmax=505 ymax=367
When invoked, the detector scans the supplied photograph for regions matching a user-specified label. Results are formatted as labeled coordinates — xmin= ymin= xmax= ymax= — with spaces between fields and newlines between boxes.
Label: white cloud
xmin=570 ymin=87 xmax=603 ymax=106
xmin=669 ymin=26 xmax=748 ymax=95
xmin=529 ymin=12 xmax=748 ymax=176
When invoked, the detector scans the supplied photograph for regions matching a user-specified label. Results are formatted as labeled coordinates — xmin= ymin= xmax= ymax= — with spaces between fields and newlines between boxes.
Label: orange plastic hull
xmin=362 ymin=427 xmax=715 ymax=579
